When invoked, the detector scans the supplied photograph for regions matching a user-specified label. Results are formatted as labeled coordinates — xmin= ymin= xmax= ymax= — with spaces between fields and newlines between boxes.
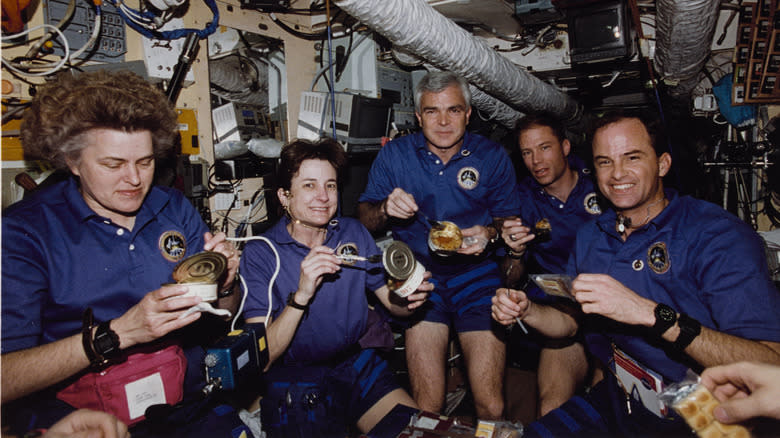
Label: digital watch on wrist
xmin=652 ymin=303 xmax=677 ymax=337
xmin=81 ymin=308 xmax=122 ymax=369
xmin=93 ymin=320 xmax=122 ymax=361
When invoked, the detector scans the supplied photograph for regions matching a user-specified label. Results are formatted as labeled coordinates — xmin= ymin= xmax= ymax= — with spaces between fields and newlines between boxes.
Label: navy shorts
xmin=524 ymin=373 xmax=687 ymax=438
xmin=419 ymin=261 xmax=501 ymax=333
xmin=261 ymin=348 xmax=403 ymax=437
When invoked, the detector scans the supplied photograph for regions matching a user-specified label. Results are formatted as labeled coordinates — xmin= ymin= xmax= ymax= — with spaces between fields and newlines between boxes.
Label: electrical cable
xmin=325 ymin=0 xmax=337 ymax=138
xmin=1 ymin=102 xmax=30 ymax=120
xmin=227 ymin=236 xmax=281 ymax=330
xmin=268 ymin=11 xmax=350 ymax=40
xmin=234 ymin=189 xmax=267 ymax=240
xmin=221 ymin=191 xmax=239 ymax=234
xmin=310 ymin=31 xmax=369 ymax=91
xmin=763 ymin=192 xmax=780 ymax=227
xmin=335 ymin=29 xmax=353 ymax=82
xmin=69 ymin=6 xmax=102 ymax=63
xmin=105 ymin=0 xmax=219 ymax=40
xmin=2 ymin=24 xmax=70 ymax=77
xmin=22 ymin=0 xmax=77 ymax=60
xmin=3 ymin=2 xmax=100 ymax=75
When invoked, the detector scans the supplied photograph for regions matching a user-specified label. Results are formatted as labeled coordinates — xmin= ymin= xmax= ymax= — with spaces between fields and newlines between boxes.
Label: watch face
xmin=657 ymin=305 xmax=676 ymax=322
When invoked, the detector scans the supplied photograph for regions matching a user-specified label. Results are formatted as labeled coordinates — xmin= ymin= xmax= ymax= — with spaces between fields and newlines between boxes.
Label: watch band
xmin=81 ymin=308 xmax=121 ymax=369
xmin=93 ymin=320 xmax=121 ymax=361
xmin=673 ymin=313 xmax=701 ymax=352
xmin=81 ymin=307 xmax=99 ymax=365
xmin=487 ymin=224 xmax=499 ymax=245
xmin=286 ymin=291 xmax=309 ymax=311
xmin=652 ymin=303 xmax=677 ymax=337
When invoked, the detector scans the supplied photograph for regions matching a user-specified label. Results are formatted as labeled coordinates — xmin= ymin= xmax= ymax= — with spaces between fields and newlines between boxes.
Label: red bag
xmin=57 ymin=343 xmax=186 ymax=426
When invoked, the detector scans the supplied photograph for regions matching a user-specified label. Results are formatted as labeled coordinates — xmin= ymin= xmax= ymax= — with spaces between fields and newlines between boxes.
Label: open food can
xmin=171 ymin=251 xmax=227 ymax=302
xmin=383 ymin=241 xmax=425 ymax=298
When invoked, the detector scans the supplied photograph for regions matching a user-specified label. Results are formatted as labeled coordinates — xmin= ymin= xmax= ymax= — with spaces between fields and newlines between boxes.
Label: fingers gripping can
xmin=383 ymin=241 xmax=425 ymax=298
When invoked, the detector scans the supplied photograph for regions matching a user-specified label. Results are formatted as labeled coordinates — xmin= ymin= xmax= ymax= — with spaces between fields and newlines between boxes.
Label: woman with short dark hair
xmin=240 ymin=138 xmax=432 ymax=437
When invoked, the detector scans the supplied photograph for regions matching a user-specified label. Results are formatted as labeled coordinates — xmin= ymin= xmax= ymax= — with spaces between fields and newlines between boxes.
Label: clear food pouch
xmin=530 ymin=274 xmax=575 ymax=301
xmin=475 ymin=419 xmax=524 ymax=438
xmin=660 ymin=370 xmax=752 ymax=438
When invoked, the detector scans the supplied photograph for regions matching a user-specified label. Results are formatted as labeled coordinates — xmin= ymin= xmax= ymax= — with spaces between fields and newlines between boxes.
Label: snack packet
xmin=530 ymin=274 xmax=575 ymax=301
xmin=660 ymin=370 xmax=752 ymax=438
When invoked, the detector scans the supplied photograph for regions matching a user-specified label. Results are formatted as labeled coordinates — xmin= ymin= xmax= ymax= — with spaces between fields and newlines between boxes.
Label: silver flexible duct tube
xmin=654 ymin=0 xmax=721 ymax=97
xmin=470 ymin=85 xmax=525 ymax=128
xmin=334 ymin=0 xmax=580 ymax=121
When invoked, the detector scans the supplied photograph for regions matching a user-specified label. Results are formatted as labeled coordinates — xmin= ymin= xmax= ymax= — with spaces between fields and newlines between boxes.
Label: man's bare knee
xmin=474 ymin=396 xmax=504 ymax=420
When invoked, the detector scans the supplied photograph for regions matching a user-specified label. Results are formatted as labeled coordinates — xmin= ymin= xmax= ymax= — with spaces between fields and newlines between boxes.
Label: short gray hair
xmin=414 ymin=71 xmax=471 ymax=113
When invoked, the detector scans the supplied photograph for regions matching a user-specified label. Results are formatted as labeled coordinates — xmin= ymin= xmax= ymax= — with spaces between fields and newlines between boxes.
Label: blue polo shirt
xmin=568 ymin=189 xmax=780 ymax=382
xmin=359 ymin=131 xmax=522 ymax=276
xmin=240 ymin=216 xmax=384 ymax=364
xmin=2 ymin=178 xmax=209 ymax=354
xmin=520 ymin=166 xmax=602 ymax=275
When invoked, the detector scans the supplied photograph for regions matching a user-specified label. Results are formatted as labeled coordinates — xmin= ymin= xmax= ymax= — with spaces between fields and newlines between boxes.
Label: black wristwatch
xmin=93 ymin=320 xmax=122 ymax=362
xmin=652 ymin=303 xmax=677 ymax=337
xmin=82 ymin=308 xmax=122 ymax=369
xmin=286 ymin=291 xmax=309 ymax=311
xmin=673 ymin=313 xmax=701 ymax=352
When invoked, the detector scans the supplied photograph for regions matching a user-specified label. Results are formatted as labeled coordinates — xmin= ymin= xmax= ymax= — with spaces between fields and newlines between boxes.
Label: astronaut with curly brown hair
xmin=1 ymin=70 xmax=246 ymax=437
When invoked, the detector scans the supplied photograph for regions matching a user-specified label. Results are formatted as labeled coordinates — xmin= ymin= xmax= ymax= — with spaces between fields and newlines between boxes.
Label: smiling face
xmin=279 ymin=159 xmax=339 ymax=228
xmin=519 ymin=124 xmax=571 ymax=188
xmin=592 ymin=117 xmax=671 ymax=218
xmin=67 ymin=128 xmax=155 ymax=228
xmin=415 ymin=84 xmax=472 ymax=156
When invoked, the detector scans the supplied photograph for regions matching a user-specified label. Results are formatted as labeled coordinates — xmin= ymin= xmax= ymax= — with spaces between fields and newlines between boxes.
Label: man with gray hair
xmin=359 ymin=71 xmax=522 ymax=420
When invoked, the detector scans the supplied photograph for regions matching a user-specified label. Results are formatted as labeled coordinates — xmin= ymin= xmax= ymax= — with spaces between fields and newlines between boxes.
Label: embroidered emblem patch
xmin=584 ymin=192 xmax=602 ymax=215
xmin=336 ymin=243 xmax=359 ymax=265
xmin=647 ymin=242 xmax=670 ymax=274
xmin=159 ymin=230 xmax=187 ymax=262
xmin=457 ymin=167 xmax=479 ymax=190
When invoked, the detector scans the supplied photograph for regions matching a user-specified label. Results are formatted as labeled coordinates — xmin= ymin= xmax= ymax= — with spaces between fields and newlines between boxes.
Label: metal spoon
xmin=336 ymin=254 xmax=383 ymax=263
xmin=417 ymin=211 xmax=445 ymax=230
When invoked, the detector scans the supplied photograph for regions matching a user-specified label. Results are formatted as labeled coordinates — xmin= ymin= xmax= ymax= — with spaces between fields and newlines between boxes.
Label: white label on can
xmin=393 ymin=262 xmax=425 ymax=298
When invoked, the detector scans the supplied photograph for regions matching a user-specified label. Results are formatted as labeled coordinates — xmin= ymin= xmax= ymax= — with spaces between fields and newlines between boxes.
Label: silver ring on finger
xmin=510 ymin=234 xmax=517 ymax=241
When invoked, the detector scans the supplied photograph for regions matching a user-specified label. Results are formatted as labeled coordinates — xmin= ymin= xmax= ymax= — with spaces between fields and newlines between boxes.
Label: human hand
xmin=384 ymin=188 xmax=418 ymax=220
xmin=203 ymin=231 xmax=239 ymax=290
xmin=112 ymin=284 xmax=202 ymax=349
xmin=296 ymin=246 xmax=341 ymax=303
xmin=457 ymin=225 xmax=489 ymax=255
xmin=701 ymin=361 xmax=780 ymax=423
xmin=45 ymin=409 xmax=129 ymax=438
xmin=500 ymin=217 xmax=534 ymax=255
xmin=404 ymin=272 xmax=434 ymax=311
xmin=491 ymin=287 xmax=531 ymax=326
xmin=571 ymin=274 xmax=656 ymax=326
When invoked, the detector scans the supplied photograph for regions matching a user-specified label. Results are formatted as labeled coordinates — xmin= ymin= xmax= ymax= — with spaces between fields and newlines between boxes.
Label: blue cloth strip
xmin=446 ymin=262 xmax=497 ymax=289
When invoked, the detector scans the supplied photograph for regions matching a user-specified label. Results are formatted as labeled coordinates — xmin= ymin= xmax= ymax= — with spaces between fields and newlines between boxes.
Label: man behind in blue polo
xmin=358 ymin=71 xmax=521 ymax=420
xmin=492 ymin=111 xmax=780 ymax=436
xmin=501 ymin=114 xmax=602 ymax=417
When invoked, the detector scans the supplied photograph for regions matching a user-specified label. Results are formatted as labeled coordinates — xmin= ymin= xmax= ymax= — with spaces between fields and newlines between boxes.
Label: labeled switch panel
xmin=44 ymin=0 xmax=126 ymax=62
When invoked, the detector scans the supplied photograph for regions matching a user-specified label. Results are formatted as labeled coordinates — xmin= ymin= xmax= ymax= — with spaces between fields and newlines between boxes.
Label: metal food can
xmin=383 ymin=241 xmax=425 ymax=298
xmin=171 ymin=251 xmax=227 ymax=302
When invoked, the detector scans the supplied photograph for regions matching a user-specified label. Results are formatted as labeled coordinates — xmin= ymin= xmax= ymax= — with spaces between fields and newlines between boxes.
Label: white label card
xmin=124 ymin=372 xmax=166 ymax=420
